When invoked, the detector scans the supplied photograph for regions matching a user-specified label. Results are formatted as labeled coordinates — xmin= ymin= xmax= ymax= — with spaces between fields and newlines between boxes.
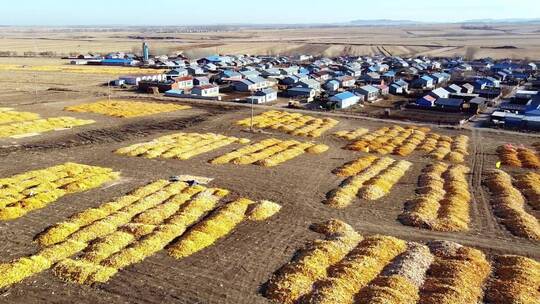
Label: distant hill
xmin=349 ymin=19 xmax=422 ymax=26
xmin=462 ymin=18 xmax=540 ymax=24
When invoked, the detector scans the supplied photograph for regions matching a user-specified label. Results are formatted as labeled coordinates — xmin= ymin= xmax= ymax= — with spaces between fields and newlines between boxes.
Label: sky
xmin=1 ymin=0 xmax=539 ymax=26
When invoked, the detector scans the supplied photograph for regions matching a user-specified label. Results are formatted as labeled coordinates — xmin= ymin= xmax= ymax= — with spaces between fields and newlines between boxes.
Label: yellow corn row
xmin=235 ymin=110 xmax=339 ymax=137
xmin=0 ymin=109 xmax=40 ymax=125
xmin=264 ymin=220 xmax=362 ymax=304
xmin=0 ymin=163 xmax=119 ymax=220
xmin=115 ymin=132 xmax=249 ymax=160
xmin=210 ymin=138 xmax=328 ymax=167
xmin=1 ymin=179 xmax=281 ymax=287
xmin=497 ymin=144 xmax=540 ymax=169
xmin=65 ymin=100 xmax=191 ymax=118
xmin=485 ymin=255 xmax=540 ymax=304
xmin=332 ymin=155 xmax=379 ymax=177
xmin=514 ymin=172 xmax=540 ymax=210
xmin=333 ymin=128 xmax=370 ymax=141
xmin=425 ymin=135 xmax=469 ymax=163
xmin=346 ymin=125 xmax=429 ymax=156
xmin=419 ymin=242 xmax=491 ymax=304
xmin=0 ymin=116 xmax=94 ymax=138
xmin=400 ymin=163 xmax=472 ymax=232
xmin=301 ymin=235 xmax=408 ymax=304
xmin=484 ymin=169 xmax=540 ymax=240
xmin=326 ymin=157 xmax=403 ymax=208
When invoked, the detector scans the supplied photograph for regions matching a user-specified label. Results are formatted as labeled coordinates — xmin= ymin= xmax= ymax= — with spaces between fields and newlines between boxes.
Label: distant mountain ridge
xmin=348 ymin=18 xmax=540 ymax=26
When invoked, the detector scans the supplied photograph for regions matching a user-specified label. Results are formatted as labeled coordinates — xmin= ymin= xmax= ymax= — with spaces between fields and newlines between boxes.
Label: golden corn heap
xmin=0 ymin=117 xmax=95 ymax=138
xmin=65 ymin=100 xmax=191 ymax=118
xmin=484 ymin=170 xmax=540 ymax=240
xmin=0 ymin=163 xmax=119 ymax=221
xmin=116 ymin=132 xmax=250 ymax=160
xmin=421 ymin=134 xmax=470 ymax=163
xmin=333 ymin=128 xmax=369 ymax=141
xmin=400 ymin=162 xmax=472 ymax=232
xmin=0 ymin=180 xmax=280 ymax=287
xmin=264 ymin=220 xmax=515 ymax=304
xmin=235 ymin=110 xmax=339 ymax=137
xmin=0 ymin=108 xmax=40 ymax=125
xmin=346 ymin=125 xmax=430 ymax=156
xmin=326 ymin=156 xmax=412 ymax=208
xmin=209 ymin=138 xmax=329 ymax=167
xmin=515 ymin=172 xmax=540 ymax=210
xmin=497 ymin=144 xmax=540 ymax=169
xmin=485 ymin=255 xmax=540 ymax=304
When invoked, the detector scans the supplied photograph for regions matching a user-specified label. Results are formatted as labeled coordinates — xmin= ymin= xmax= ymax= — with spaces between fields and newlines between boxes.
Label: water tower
xmin=142 ymin=42 xmax=149 ymax=61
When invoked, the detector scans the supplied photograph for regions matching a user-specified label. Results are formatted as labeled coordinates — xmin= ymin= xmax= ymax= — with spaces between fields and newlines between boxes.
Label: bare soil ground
xmin=0 ymin=92 xmax=539 ymax=303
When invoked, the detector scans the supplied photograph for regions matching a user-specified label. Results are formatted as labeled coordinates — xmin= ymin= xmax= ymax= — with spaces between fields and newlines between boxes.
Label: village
xmin=70 ymin=43 xmax=540 ymax=130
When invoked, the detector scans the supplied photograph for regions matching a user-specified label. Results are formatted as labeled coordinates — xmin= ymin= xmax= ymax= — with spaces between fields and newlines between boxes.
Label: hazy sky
xmin=1 ymin=0 xmax=539 ymax=25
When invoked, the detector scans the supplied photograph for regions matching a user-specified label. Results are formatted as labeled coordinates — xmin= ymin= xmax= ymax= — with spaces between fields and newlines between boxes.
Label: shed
xmin=330 ymin=91 xmax=360 ymax=109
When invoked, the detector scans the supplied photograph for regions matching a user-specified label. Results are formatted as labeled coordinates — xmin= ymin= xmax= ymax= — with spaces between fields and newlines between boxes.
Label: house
xmin=186 ymin=66 xmax=205 ymax=76
xmin=174 ymin=76 xmax=194 ymax=90
xmin=356 ymin=85 xmax=380 ymax=102
xmin=412 ymin=75 xmax=435 ymax=89
xmin=462 ymin=83 xmax=475 ymax=94
xmin=282 ymin=75 xmax=302 ymax=86
xmin=166 ymin=68 xmax=189 ymax=80
xmin=234 ymin=76 xmax=270 ymax=92
xmin=297 ymin=79 xmax=321 ymax=91
xmin=362 ymin=72 xmax=381 ymax=84
xmin=247 ymin=88 xmax=278 ymax=104
xmin=429 ymin=87 xmax=450 ymax=99
xmin=287 ymin=87 xmax=316 ymax=99
xmin=191 ymin=84 xmax=219 ymax=97
xmin=389 ymin=79 xmax=409 ymax=95
xmin=416 ymin=95 xmax=437 ymax=107
xmin=219 ymin=70 xmax=242 ymax=80
xmin=312 ymin=71 xmax=331 ymax=82
xmin=330 ymin=91 xmax=361 ymax=109
xmin=193 ymin=77 xmax=210 ymax=86
xmin=431 ymin=72 xmax=451 ymax=85
xmin=324 ymin=80 xmax=340 ymax=92
xmin=337 ymin=76 xmax=356 ymax=88
xmin=446 ymin=84 xmax=463 ymax=94
xmin=435 ymin=98 xmax=464 ymax=111
xmin=468 ymin=97 xmax=487 ymax=113
xmin=119 ymin=74 xmax=165 ymax=86
xmin=138 ymin=80 xmax=179 ymax=93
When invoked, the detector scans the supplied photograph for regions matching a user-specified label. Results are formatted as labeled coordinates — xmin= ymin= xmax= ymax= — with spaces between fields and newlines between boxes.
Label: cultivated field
xmin=0 ymin=93 xmax=538 ymax=303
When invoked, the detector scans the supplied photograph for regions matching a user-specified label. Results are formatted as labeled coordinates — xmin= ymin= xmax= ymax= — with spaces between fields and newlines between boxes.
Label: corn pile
xmin=424 ymin=135 xmax=469 ymax=164
xmin=485 ymin=255 xmax=540 ymax=304
xmin=326 ymin=156 xmax=411 ymax=208
xmin=235 ymin=110 xmax=339 ymax=137
xmin=210 ymin=138 xmax=328 ymax=167
xmin=346 ymin=125 xmax=429 ymax=156
xmin=484 ymin=170 xmax=540 ymax=240
xmin=419 ymin=240 xmax=491 ymax=304
xmin=116 ymin=132 xmax=250 ymax=160
xmin=65 ymin=100 xmax=191 ymax=118
xmin=0 ymin=108 xmax=40 ymax=125
xmin=0 ymin=180 xmax=280 ymax=287
xmin=0 ymin=64 xmax=166 ymax=75
xmin=0 ymin=163 xmax=119 ymax=221
xmin=265 ymin=219 xmax=362 ymax=303
xmin=356 ymin=242 xmax=434 ymax=304
xmin=333 ymin=128 xmax=369 ymax=141
xmin=264 ymin=221 xmax=539 ymax=304
xmin=514 ymin=172 xmax=540 ymax=210
xmin=497 ymin=144 xmax=540 ymax=169
xmin=400 ymin=162 xmax=471 ymax=232
xmin=0 ymin=116 xmax=94 ymax=138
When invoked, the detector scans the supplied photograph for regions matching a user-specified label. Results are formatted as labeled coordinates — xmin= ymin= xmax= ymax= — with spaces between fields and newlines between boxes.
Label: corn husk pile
xmin=325 ymin=157 xmax=395 ymax=208
xmin=424 ymin=135 xmax=469 ymax=163
xmin=65 ymin=100 xmax=191 ymax=118
xmin=496 ymin=143 xmax=540 ymax=168
xmin=236 ymin=110 xmax=339 ymax=137
xmin=514 ymin=172 xmax=540 ymax=210
xmin=301 ymin=235 xmax=407 ymax=304
xmin=332 ymin=155 xmax=378 ymax=177
xmin=485 ymin=255 xmax=540 ymax=304
xmin=419 ymin=241 xmax=491 ymax=304
xmin=0 ymin=163 xmax=119 ymax=221
xmin=0 ymin=116 xmax=94 ymax=138
xmin=484 ymin=169 xmax=540 ymax=240
xmin=264 ymin=220 xmax=362 ymax=303
xmin=210 ymin=138 xmax=328 ymax=168
xmin=517 ymin=147 xmax=540 ymax=169
xmin=116 ymin=132 xmax=249 ymax=160
xmin=400 ymin=162 xmax=471 ymax=231
xmin=246 ymin=200 xmax=282 ymax=221
xmin=333 ymin=128 xmax=370 ymax=141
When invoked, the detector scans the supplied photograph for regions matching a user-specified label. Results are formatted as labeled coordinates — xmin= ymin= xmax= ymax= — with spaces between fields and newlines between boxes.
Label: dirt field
xmin=0 ymin=90 xmax=539 ymax=303
xmin=1 ymin=23 xmax=540 ymax=59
